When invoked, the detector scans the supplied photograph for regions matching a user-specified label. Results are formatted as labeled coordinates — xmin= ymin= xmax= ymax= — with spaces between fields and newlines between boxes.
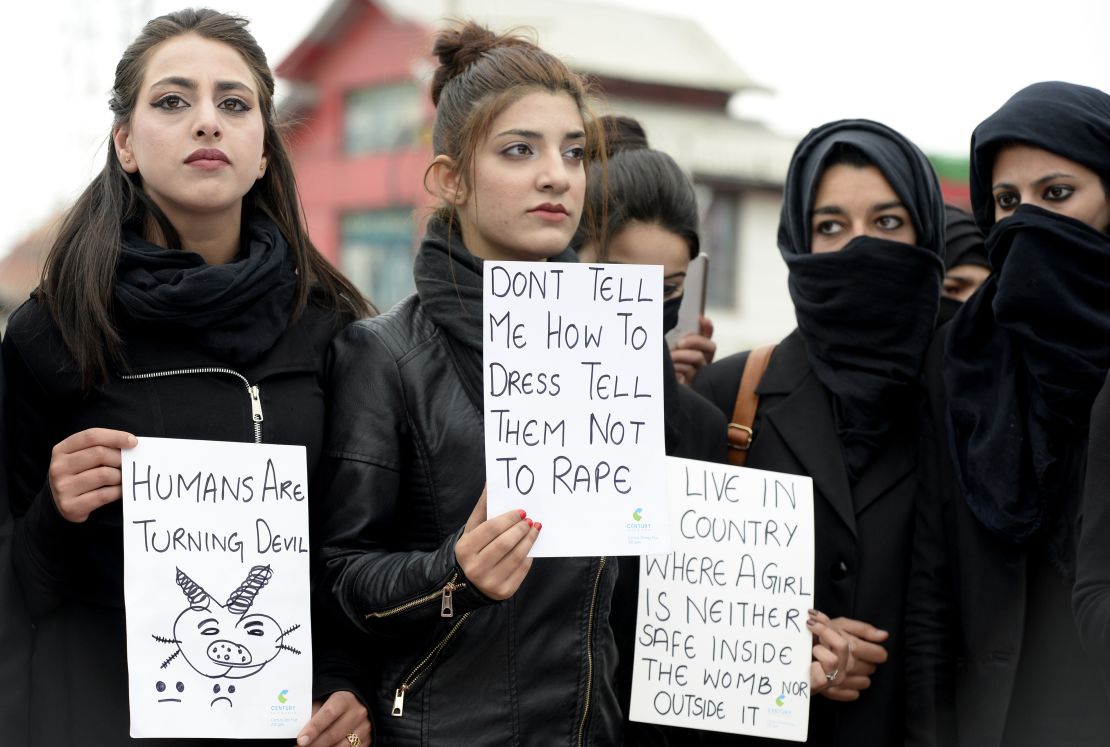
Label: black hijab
xmin=945 ymin=82 xmax=1110 ymax=561
xmin=413 ymin=215 xmax=578 ymax=410
xmin=937 ymin=205 xmax=989 ymax=325
xmin=779 ymin=119 xmax=945 ymax=480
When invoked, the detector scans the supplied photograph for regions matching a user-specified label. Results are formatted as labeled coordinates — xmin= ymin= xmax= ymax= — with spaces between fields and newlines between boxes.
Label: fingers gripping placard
xmin=483 ymin=262 xmax=670 ymax=557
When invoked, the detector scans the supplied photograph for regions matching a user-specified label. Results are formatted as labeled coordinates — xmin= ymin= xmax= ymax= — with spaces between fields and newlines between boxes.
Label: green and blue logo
xmin=632 ymin=508 xmax=643 ymax=522
xmin=277 ymin=690 xmax=289 ymax=704
xmin=775 ymin=692 xmax=786 ymax=707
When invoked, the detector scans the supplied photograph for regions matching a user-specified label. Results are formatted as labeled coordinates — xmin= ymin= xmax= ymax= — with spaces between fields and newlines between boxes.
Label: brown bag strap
xmin=727 ymin=344 xmax=776 ymax=467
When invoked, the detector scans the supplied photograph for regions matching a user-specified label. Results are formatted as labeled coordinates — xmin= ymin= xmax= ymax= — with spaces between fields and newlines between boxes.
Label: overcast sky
xmin=3 ymin=0 xmax=1109 ymax=254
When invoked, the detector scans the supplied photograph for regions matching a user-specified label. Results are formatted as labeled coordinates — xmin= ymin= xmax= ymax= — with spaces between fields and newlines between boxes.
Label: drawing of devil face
xmin=157 ymin=565 xmax=301 ymax=682
xmin=174 ymin=604 xmax=282 ymax=678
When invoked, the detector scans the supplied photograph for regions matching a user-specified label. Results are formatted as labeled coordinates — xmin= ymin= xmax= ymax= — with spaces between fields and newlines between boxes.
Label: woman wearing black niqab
xmin=694 ymin=119 xmax=944 ymax=747
xmin=906 ymin=81 xmax=1110 ymax=747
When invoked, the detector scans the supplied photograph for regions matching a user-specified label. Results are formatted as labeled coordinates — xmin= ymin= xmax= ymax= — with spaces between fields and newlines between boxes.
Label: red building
xmin=277 ymin=0 xmax=436 ymax=310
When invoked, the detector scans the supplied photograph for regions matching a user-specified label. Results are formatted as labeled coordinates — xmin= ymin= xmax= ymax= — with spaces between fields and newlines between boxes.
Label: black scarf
xmin=945 ymin=206 xmax=1110 ymax=549
xmin=779 ymin=120 xmax=945 ymax=480
xmin=946 ymin=81 xmax=1110 ymax=557
xmin=412 ymin=216 xmax=578 ymax=410
xmin=113 ymin=214 xmax=297 ymax=366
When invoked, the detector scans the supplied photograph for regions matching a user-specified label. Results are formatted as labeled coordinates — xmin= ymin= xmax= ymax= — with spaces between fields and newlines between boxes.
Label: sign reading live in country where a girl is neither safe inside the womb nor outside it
xmin=482 ymin=261 xmax=670 ymax=557
xmin=631 ymin=457 xmax=815 ymax=741
xmin=122 ymin=437 xmax=313 ymax=738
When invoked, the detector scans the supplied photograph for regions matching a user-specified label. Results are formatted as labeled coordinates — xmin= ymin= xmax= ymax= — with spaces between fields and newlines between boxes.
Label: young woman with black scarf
xmin=1 ymin=10 xmax=373 ymax=746
xmin=693 ymin=119 xmax=945 ymax=747
xmin=906 ymin=81 xmax=1110 ymax=747
xmin=313 ymin=22 xmax=625 ymax=745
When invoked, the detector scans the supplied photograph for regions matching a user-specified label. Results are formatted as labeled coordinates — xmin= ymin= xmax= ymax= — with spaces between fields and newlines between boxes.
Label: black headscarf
xmin=944 ymin=204 xmax=989 ymax=271
xmin=945 ymin=82 xmax=1110 ymax=563
xmin=113 ymin=214 xmax=297 ymax=366
xmin=413 ymin=215 xmax=578 ymax=410
xmin=779 ymin=119 xmax=945 ymax=480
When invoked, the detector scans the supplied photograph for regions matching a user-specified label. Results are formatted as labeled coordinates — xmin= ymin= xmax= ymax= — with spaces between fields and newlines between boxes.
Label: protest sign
xmin=483 ymin=261 xmax=669 ymax=557
xmin=122 ymin=437 xmax=312 ymax=738
xmin=630 ymin=456 xmax=814 ymax=741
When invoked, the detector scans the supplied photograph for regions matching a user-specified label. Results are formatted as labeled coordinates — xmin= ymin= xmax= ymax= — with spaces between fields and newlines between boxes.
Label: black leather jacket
xmin=316 ymin=294 xmax=621 ymax=746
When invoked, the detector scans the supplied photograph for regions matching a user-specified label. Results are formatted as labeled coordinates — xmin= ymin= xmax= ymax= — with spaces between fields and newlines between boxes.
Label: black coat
xmin=907 ymin=327 xmax=1110 ymax=747
xmin=0 ymin=344 xmax=31 ymax=745
xmin=1076 ymin=373 xmax=1110 ymax=689
xmin=693 ymin=330 xmax=918 ymax=747
xmin=316 ymin=294 xmax=622 ymax=746
xmin=2 ymin=295 xmax=363 ymax=746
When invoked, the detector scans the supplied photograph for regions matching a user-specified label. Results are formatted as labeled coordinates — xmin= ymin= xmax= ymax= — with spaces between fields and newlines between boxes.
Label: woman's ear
xmin=113 ymin=125 xmax=139 ymax=174
xmin=427 ymin=154 xmax=467 ymax=207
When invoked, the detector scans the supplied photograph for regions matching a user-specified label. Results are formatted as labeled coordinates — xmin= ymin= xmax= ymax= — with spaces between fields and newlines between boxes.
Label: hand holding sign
xmin=49 ymin=427 xmax=138 ymax=522
xmin=813 ymin=611 xmax=889 ymax=702
xmin=455 ymin=488 xmax=540 ymax=600
xmin=806 ymin=612 xmax=852 ymax=698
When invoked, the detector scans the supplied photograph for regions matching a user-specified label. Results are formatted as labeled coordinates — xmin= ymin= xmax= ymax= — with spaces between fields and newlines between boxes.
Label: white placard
xmin=483 ymin=261 xmax=669 ymax=557
xmin=630 ymin=457 xmax=814 ymax=741
xmin=122 ymin=437 xmax=313 ymax=738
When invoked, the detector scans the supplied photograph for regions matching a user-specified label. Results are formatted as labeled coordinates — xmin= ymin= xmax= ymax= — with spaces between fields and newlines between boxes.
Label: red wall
xmin=282 ymin=4 xmax=434 ymax=262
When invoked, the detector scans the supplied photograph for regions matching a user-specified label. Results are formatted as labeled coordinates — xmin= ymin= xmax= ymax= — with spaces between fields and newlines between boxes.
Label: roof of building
xmin=278 ymin=0 xmax=766 ymax=94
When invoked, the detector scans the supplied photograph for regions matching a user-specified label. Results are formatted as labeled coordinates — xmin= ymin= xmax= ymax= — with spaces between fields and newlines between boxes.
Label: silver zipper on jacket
xmin=120 ymin=367 xmax=263 ymax=443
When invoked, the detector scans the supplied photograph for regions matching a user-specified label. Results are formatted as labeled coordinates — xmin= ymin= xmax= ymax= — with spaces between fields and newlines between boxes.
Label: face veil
xmin=945 ymin=81 xmax=1110 ymax=566
xmin=778 ymin=119 xmax=945 ymax=481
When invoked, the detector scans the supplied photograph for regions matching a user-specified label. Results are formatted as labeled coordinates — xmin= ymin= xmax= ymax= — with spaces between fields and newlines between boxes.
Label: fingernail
xmin=534 ymin=522 xmax=542 ymax=532
xmin=526 ymin=518 xmax=534 ymax=527
xmin=297 ymin=737 xmax=310 ymax=746
xmin=807 ymin=609 xmax=818 ymax=617
xmin=517 ymin=509 xmax=526 ymax=520
xmin=806 ymin=618 xmax=816 ymax=627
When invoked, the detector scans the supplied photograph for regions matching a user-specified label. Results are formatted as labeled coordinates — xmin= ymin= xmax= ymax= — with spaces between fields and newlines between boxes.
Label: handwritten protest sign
xmin=630 ymin=457 xmax=814 ymax=741
xmin=483 ymin=261 xmax=669 ymax=557
xmin=122 ymin=437 xmax=312 ymax=738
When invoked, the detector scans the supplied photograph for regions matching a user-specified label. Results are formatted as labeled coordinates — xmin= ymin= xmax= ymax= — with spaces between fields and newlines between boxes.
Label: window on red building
xmin=341 ymin=209 xmax=416 ymax=312
xmin=344 ymin=83 xmax=423 ymax=155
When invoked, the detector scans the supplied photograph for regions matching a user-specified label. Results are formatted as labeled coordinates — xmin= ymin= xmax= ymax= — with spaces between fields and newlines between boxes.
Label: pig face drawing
xmin=154 ymin=565 xmax=301 ymax=680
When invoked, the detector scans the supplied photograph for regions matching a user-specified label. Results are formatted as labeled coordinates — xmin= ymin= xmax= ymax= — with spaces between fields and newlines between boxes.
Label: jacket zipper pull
xmin=249 ymin=385 xmax=264 ymax=423
xmin=441 ymin=582 xmax=456 ymax=618
xmin=392 ymin=686 xmax=407 ymax=717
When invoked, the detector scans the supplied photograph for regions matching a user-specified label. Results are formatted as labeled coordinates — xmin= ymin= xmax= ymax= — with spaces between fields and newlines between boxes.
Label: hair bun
xmin=431 ymin=21 xmax=529 ymax=106
xmin=601 ymin=116 xmax=650 ymax=158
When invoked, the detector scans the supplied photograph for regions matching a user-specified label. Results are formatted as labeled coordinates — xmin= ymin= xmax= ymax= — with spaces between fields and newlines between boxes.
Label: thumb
xmin=699 ymin=315 xmax=714 ymax=338
xmin=464 ymin=486 xmax=488 ymax=534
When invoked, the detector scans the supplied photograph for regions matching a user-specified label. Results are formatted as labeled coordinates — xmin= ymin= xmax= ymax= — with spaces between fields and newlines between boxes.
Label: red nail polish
xmin=517 ymin=509 xmax=526 ymax=520
xmin=526 ymin=518 xmax=534 ymax=527
xmin=534 ymin=522 xmax=542 ymax=532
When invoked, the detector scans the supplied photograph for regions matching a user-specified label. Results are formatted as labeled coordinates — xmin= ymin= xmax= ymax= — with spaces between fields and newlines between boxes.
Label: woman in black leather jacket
xmin=2 ymin=10 xmax=372 ymax=746
xmin=315 ymin=21 xmax=622 ymax=746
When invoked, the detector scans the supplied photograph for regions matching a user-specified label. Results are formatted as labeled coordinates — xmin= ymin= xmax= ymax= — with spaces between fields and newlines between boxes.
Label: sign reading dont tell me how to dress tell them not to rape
xmin=483 ymin=261 xmax=669 ymax=557
xmin=122 ymin=437 xmax=313 ymax=738
xmin=631 ymin=457 xmax=815 ymax=741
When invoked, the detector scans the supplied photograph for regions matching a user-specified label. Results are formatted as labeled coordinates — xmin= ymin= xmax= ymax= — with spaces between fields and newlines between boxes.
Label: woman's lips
xmin=185 ymin=148 xmax=230 ymax=170
xmin=529 ymin=204 xmax=569 ymax=222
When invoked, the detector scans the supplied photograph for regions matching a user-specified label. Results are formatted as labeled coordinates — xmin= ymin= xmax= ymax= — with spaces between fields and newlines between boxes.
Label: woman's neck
xmin=144 ymin=209 xmax=242 ymax=265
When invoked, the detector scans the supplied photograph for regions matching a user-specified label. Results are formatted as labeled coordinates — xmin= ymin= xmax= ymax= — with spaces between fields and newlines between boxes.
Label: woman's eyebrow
xmin=870 ymin=200 xmax=905 ymax=211
xmin=812 ymin=205 xmax=845 ymax=216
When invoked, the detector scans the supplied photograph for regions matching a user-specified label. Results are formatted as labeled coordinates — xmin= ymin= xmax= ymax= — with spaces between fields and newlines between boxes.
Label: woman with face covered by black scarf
xmin=694 ymin=119 xmax=944 ymax=747
xmin=906 ymin=81 xmax=1110 ymax=747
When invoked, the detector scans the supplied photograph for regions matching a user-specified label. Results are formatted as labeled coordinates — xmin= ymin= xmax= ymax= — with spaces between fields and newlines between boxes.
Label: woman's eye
xmin=663 ymin=283 xmax=681 ymax=298
xmin=564 ymin=145 xmax=586 ymax=161
xmin=815 ymin=220 xmax=842 ymax=236
xmin=154 ymin=95 xmax=188 ymax=111
xmin=876 ymin=215 xmax=904 ymax=231
xmin=1043 ymin=184 xmax=1074 ymax=201
xmin=218 ymin=98 xmax=250 ymax=113
xmin=995 ymin=192 xmax=1019 ymax=210
xmin=503 ymin=143 xmax=533 ymax=157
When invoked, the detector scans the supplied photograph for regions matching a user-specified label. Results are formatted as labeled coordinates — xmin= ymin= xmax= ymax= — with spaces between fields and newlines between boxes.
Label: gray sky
xmin=3 ymin=0 xmax=1109 ymax=254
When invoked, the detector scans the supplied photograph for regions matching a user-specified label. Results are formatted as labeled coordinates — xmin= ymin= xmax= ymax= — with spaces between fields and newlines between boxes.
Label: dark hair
xmin=427 ymin=21 xmax=607 ymax=232
xmin=574 ymin=121 xmax=700 ymax=261
xmin=38 ymin=8 xmax=372 ymax=389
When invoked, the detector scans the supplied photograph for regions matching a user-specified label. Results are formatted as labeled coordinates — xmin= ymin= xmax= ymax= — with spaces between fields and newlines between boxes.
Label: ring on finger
xmin=346 ymin=734 xmax=362 ymax=747
xmin=825 ymin=667 xmax=839 ymax=682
